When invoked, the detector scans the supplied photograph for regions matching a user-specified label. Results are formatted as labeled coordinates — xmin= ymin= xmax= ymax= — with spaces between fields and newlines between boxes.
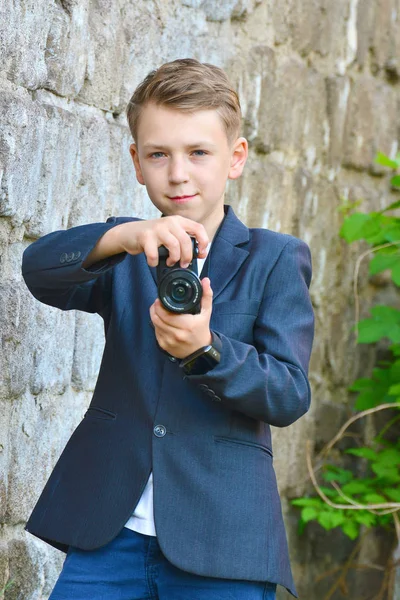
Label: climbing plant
xmin=292 ymin=151 xmax=400 ymax=599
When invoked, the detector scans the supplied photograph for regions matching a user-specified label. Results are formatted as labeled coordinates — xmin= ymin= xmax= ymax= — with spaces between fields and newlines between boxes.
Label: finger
xmin=159 ymin=233 xmax=181 ymax=266
xmin=143 ymin=237 xmax=160 ymax=267
xmin=176 ymin=217 xmax=209 ymax=257
xmin=153 ymin=299 xmax=185 ymax=329
xmin=167 ymin=227 xmax=194 ymax=268
xmin=200 ymin=277 xmax=213 ymax=313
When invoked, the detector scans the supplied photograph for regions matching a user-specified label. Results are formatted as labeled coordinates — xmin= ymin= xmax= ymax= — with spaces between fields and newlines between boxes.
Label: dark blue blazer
xmin=21 ymin=205 xmax=314 ymax=598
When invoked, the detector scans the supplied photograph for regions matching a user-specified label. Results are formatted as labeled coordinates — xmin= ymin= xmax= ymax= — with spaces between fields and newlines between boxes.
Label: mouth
xmin=168 ymin=194 xmax=197 ymax=203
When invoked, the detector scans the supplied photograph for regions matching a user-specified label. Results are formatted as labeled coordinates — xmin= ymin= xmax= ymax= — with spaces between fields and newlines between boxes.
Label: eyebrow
xmin=142 ymin=142 xmax=217 ymax=151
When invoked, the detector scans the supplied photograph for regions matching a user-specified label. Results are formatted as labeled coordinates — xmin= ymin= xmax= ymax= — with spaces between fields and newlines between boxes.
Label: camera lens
xmin=158 ymin=269 xmax=201 ymax=313
xmin=170 ymin=279 xmax=193 ymax=304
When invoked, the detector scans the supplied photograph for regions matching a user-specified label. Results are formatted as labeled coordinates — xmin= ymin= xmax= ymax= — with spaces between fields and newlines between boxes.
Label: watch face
xmin=183 ymin=346 xmax=220 ymax=376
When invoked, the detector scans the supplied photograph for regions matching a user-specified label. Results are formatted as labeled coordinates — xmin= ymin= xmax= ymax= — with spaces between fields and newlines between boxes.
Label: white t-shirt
xmin=124 ymin=247 xmax=210 ymax=536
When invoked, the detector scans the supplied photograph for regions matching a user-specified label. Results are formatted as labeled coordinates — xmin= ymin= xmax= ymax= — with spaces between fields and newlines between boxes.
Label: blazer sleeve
xmin=186 ymin=238 xmax=315 ymax=427
xmin=21 ymin=216 xmax=132 ymax=316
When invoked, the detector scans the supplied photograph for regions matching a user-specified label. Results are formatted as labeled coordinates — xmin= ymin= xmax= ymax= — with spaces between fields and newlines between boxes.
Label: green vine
xmin=0 ymin=579 xmax=15 ymax=597
xmin=292 ymin=151 xmax=400 ymax=598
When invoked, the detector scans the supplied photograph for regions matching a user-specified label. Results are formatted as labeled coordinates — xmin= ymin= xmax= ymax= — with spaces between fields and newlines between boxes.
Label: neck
xmin=203 ymin=205 xmax=226 ymax=242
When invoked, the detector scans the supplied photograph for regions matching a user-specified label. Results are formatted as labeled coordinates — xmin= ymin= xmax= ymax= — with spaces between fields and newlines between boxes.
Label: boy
xmin=22 ymin=58 xmax=315 ymax=599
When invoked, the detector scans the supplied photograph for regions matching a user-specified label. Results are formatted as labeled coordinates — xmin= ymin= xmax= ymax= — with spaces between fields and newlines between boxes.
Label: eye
xmin=150 ymin=152 xmax=166 ymax=159
xmin=192 ymin=150 xmax=208 ymax=156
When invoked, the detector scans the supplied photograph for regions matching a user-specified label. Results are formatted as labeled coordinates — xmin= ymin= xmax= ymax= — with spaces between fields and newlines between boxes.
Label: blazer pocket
xmin=211 ymin=300 xmax=259 ymax=343
xmin=212 ymin=299 xmax=260 ymax=316
xmin=214 ymin=436 xmax=273 ymax=458
xmin=84 ymin=406 xmax=117 ymax=421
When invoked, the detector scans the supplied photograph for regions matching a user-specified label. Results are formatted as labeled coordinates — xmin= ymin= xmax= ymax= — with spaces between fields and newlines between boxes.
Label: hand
xmin=116 ymin=216 xmax=209 ymax=268
xmin=149 ymin=277 xmax=213 ymax=359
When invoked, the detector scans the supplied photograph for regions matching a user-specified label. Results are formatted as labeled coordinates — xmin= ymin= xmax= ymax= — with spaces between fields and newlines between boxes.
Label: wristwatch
xmin=179 ymin=331 xmax=222 ymax=376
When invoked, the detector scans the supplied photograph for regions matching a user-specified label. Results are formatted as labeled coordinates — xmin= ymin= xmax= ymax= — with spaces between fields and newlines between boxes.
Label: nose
xmin=168 ymin=156 xmax=189 ymax=184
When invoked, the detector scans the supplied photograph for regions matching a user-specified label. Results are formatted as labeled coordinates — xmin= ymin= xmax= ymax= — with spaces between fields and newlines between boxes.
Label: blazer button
xmin=60 ymin=253 xmax=67 ymax=264
xmin=74 ymin=251 xmax=81 ymax=260
xmin=153 ymin=424 xmax=166 ymax=437
xmin=168 ymin=356 xmax=177 ymax=362
xmin=199 ymin=384 xmax=209 ymax=390
xmin=214 ymin=395 xmax=222 ymax=402
xmin=66 ymin=252 xmax=74 ymax=262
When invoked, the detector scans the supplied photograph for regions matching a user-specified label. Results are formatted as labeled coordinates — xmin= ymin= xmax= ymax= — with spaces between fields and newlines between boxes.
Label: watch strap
xmin=180 ymin=331 xmax=222 ymax=376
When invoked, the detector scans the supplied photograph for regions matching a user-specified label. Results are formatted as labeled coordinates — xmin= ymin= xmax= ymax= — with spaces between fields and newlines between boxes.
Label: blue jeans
xmin=49 ymin=526 xmax=277 ymax=599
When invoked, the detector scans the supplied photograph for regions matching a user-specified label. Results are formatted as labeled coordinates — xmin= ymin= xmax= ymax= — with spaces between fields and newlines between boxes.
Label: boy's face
xmin=129 ymin=103 xmax=248 ymax=238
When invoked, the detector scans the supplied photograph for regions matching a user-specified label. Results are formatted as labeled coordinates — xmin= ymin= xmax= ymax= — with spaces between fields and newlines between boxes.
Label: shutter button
xmin=154 ymin=424 xmax=166 ymax=437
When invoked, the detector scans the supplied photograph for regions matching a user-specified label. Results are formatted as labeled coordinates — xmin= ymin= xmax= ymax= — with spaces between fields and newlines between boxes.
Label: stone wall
xmin=1 ymin=0 xmax=399 ymax=598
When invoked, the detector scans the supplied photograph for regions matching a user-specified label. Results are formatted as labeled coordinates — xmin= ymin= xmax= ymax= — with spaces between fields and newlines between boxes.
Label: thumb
xmin=201 ymin=277 xmax=213 ymax=312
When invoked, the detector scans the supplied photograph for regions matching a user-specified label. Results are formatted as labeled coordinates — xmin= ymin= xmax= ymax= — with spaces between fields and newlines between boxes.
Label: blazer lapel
xmin=206 ymin=205 xmax=249 ymax=301
xmin=147 ymin=205 xmax=250 ymax=301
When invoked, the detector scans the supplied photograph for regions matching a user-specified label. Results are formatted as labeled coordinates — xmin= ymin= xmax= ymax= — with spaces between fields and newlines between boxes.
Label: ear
xmin=129 ymin=143 xmax=146 ymax=186
xmin=228 ymin=137 xmax=248 ymax=180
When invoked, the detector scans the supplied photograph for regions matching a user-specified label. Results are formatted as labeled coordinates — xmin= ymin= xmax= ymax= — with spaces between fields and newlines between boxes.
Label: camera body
xmin=157 ymin=237 xmax=202 ymax=314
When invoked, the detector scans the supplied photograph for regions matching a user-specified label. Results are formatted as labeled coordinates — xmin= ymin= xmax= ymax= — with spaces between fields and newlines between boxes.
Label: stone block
xmin=71 ymin=311 xmax=104 ymax=391
xmin=285 ymin=0 xmax=322 ymax=57
xmin=44 ymin=0 xmax=91 ymax=97
xmin=0 ymin=274 xmax=75 ymax=400
xmin=366 ymin=0 xmax=400 ymax=76
xmin=107 ymin=124 xmax=157 ymax=219
xmin=238 ymin=45 xmax=277 ymax=146
xmin=117 ymin=2 xmax=165 ymax=118
xmin=343 ymin=76 xmax=398 ymax=171
xmin=0 ymin=82 xmax=47 ymax=228
xmin=0 ymin=84 xmax=81 ymax=234
xmin=231 ymin=153 xmax=297 ymax=234
xmin=7 ymin=388 xmax=87 ymax=523
xmin=0 ymin=0 xmax=52 ymax=90
xmin=0 ymin=401 xmax=11 ymax=524
xmin=76 ymin=0 xmax=127 ymax=111
xmin=256 ymin=56 xmax=328 ymax=163
xmin=6 ymin=530 xmax=63 ymax=600
xmin=355 ymin=0 xmax=376 ymax=68
xmin=272 ymin=411 xmax=315 ymax=497
xmin=326 ymin=76 xmax=351 ymax=168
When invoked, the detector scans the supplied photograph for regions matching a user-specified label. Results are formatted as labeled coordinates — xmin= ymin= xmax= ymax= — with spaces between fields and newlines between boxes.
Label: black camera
xmin=157 ymin=237 xmax=202 ymax=314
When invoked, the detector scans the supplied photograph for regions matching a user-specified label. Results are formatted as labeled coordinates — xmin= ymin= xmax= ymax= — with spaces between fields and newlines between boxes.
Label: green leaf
xmin=371 ymin=305 xmax=400 ymax=323
xmin=390 ymin=344 xmax=400 ymax=357
xmin=388 ymin=383 xmax=400 ymax=396
xmin=349 ymin=378 xmax=375 ymax=391
xmin=391 ymin=263 xmax=400 ymax=286
xmin=342 ymin=519 xmax=359 ymax=540
xmin=375 ymin=448 xmax=400 ymax=464
xmin=345 ymin=447 xmax=378 ymax=460
xmin=369 ymin=253 xmax=400 ymax=275
xmin=291 ymin=497 xmax=322 ymax=508
xmin=383 ymin=488 xmax=400 ymax=502
xmin=390 ymin=175 xmax=400 ymax=188
xmin=357 ymin=306 xmax=400 ymax=344
xmin=374 ymin=152 xmax=399 ymax=169
xmin=322 ymin=466 xmax=353 ymax=484
xmin=301 ymin=507 xmax=318 ymax=522
xmin=317 ymin=511 xmax=345 ymax=530
xmin=357 ymin=320 xmax=398 ymax=343
xmin=342 ymin=480 xmax=373 ymax=495
xmin=297 ymin=519 xmax=306 ymax=536
xmin=340 ymin=213 xmax=373 ymax=242
xmin=383 ymin=226 xmax=400 ymax=242
xmin=363 ymin=493 xmax=387 ymax=504
xmin=370 ymin=463 xmax=399 ymax=481
xmin=379 ymin=200 xmax=400 ymax=213
xmin=354 ymin=511 xmax=377 ymax=527
xmin=319 ymin=486 xmax=340 ymax=498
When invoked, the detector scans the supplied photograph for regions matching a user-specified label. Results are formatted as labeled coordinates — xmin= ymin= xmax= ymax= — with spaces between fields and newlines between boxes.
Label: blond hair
xmin=126 ymin=58 xmax=241 ymax=145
